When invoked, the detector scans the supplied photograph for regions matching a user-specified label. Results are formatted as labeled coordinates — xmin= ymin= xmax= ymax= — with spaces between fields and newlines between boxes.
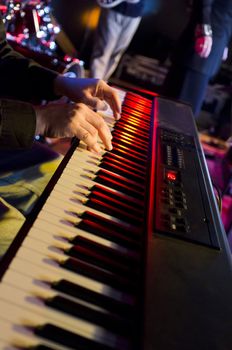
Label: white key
xmin=9 ymin=243 xmax=134 ymax=304
xmin=0 ymin=317 xmax=70 ymax=350
xmin=0 ymin=284 xmax=125 ymax=348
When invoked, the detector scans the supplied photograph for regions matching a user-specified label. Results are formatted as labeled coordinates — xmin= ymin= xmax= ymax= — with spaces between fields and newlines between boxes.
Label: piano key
xmin=29 ymin=218 xmax=131 ymax=255
xmin=122 ymin=107 xmax=151 ymax=122
xmin=107 ymin=146 xmax=147 ymax=166
xmin=7 ymin=252 xmax=133 ymax=304
xmin=111 ymin=129 xmax=149 ymax=148
xmin=21 ymin=233 xmax=139 ymax=285
xmin=0 ymin=281 xmax=129 ymax=348
xmin=49 ymin=279 xmax=136 ymax=318
xmin=59 ymin=257 xmax=137 ymax=293
xmin=84 ymin=184 xmax=144 ymax=209
xmin=40 ymin=191 xmax=139 ymax=233
xmin=14 ymin=236 xmax=137 ymax=293
xmin=78 ymin=210 xmax=141 ymax=238
xmin=0 ymin=318 xmax=70 ymax=350
xmin=58 ymin=167 xmax=144 ymax=200
xmin=85 ymin=197 xmax=143 ymax=225
xmin=66 ymin=152 xmax=146 ymax=190
xmin=119 ymin=110 xmax=150 ymax=125
xmin=62 ymin=244 xmax=139 ymax=277
xmin=86 ymin=191 xmax=143 ymax=217
xmin=43 ymin=184 xmax=142 ymax=228
xmin=0 ymin=302 xmax=124 ymax=350
xmin=98 ymin=160 xmax=146 ymax=183
xmin=111 ymin=135 xmax=147 ymax=154
xmin=42 ymin=294 xmax=134 ymax=337
xmin=63 ymin=235 xmax=139 ymax=266
xmin=92 ymin=172 xmax=145 ymax=199
xmin=28 ymin=229 xmax=138 ymax=271
xmin=33 ymin=323 xmax=123 ymax=350
xmin=111 ymin=142 xmax=147 ymax=161
xmin=101 ymin=152 xmax=147 ymax=173
xmin=75 ymin=218 xmax=141 ymax=250
xmin=66 ymin=153 xmax=146 ymax=185
xmin=2 ymin=269 xmax=135 ymax=337
xmin=112 ymin=122 xmax=149 ymax=140
xmin=61 ymin=156 xmax=146 ymax=194
xmin=123 ymin=101 xmax=152 ymax=115
xmin=34 ymin=209 xmax=140 ymax=251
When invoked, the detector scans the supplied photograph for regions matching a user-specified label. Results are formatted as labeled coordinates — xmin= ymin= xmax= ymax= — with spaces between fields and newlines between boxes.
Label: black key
xmin=34 ymin=323 xmax=116 ymax=350
xmin=111 ymin=141 xmax=147 ymax=161
xmin=64 ymin=244 xmax=138 ymax=277
xmin=20 ymin=345 xmax=57 ymax=350
xmin=94 ymin=168 xmax=145 ymax=192
xmin=122 ymin=107 xmax=151 ymax=124
xmin=76 ymin=218 xmax=140 ymax=249
xmin=79 ymin=210 xmax=141 ymax=239
xmin=109 ymin=146 xmax=147 ymax=166
xmin=123 ymin=100 xmax=152 ymax=116
xmin=90 ymin=184 xmax=144 ymax=209
xmin=112 ymin=134 xmax=147 ymax=154
xmin=94 ymin=171 xmax=144 ymax=200
xmin=120 ymin=110 xmax=150 ymax=127
xmin=114 ymin=122 xmax=149 ymax=141
xmin=125 ymin=93 xmax=152 ymax=106
xmin=60 ymin=257 xmax=137 ymax=293
xmin=44 ymin=295 xmax=134 ymax=336
xmin=68 ymin=236 xmax=139 ymax=267
xmin=51 ymin=279 xmax=136 ymax=318
xmin=103 ymin=152 xmax=146 ymax=172
xmin=88 ymin=190 xmax=143 ymax=217
xmin=112 ymin=129 xmax=149 ymax=148
xmin=99 ymin=160 xmax=146 ymax=183
xmin=86 ymin=197 xmax=143 ymax=225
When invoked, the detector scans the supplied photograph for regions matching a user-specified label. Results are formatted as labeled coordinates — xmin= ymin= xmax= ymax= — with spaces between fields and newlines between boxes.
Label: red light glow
xmin=166 ymin=171 xmax=177 ymax=182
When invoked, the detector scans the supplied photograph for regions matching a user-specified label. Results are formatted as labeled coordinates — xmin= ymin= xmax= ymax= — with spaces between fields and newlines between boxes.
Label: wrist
xmin=195 ymin=24 xmax=212 ymax=37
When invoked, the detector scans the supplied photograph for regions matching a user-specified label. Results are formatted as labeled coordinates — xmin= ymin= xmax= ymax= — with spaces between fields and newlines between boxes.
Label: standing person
xmin=161 ymin=0 xmax=232 ymax=117
xmin=89 ymin=0 xmax=145 ymax=80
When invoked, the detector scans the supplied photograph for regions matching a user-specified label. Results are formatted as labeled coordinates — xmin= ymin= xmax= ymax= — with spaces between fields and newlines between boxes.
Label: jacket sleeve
xmin=0 ymin=99 xmax=36 ymax=149
xmin=0 ymin=15 xmax=59 ymax=102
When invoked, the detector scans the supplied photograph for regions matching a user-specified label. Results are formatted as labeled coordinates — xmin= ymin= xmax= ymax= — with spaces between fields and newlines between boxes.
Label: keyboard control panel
xmin=154 ymin=128 xmax=220 ymax=249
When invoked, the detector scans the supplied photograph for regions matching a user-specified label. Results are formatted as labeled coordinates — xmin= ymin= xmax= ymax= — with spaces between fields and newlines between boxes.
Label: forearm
xmin=0 ymin=56 xmax=59 ymax=102
xmin=0 ymin=99 xmax=36 ymax=149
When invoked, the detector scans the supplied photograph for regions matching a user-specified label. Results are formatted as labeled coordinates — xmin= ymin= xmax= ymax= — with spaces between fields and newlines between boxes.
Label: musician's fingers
xmin=85 ymin=111 xmax=113 ymax=151
xmin=77 ymin=125 xmax=101 ymax=153
xmin=96 ymin=81 xmax=121 ymax=120
xmin=104 ymin=90 xmax=121 ymax=120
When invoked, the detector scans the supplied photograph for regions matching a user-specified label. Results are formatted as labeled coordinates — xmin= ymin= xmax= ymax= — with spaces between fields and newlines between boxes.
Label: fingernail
xmin=106 ymin=143 xmax=113 ymax=151
xmin=116 ymin=112 xmax=121 ymax=120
